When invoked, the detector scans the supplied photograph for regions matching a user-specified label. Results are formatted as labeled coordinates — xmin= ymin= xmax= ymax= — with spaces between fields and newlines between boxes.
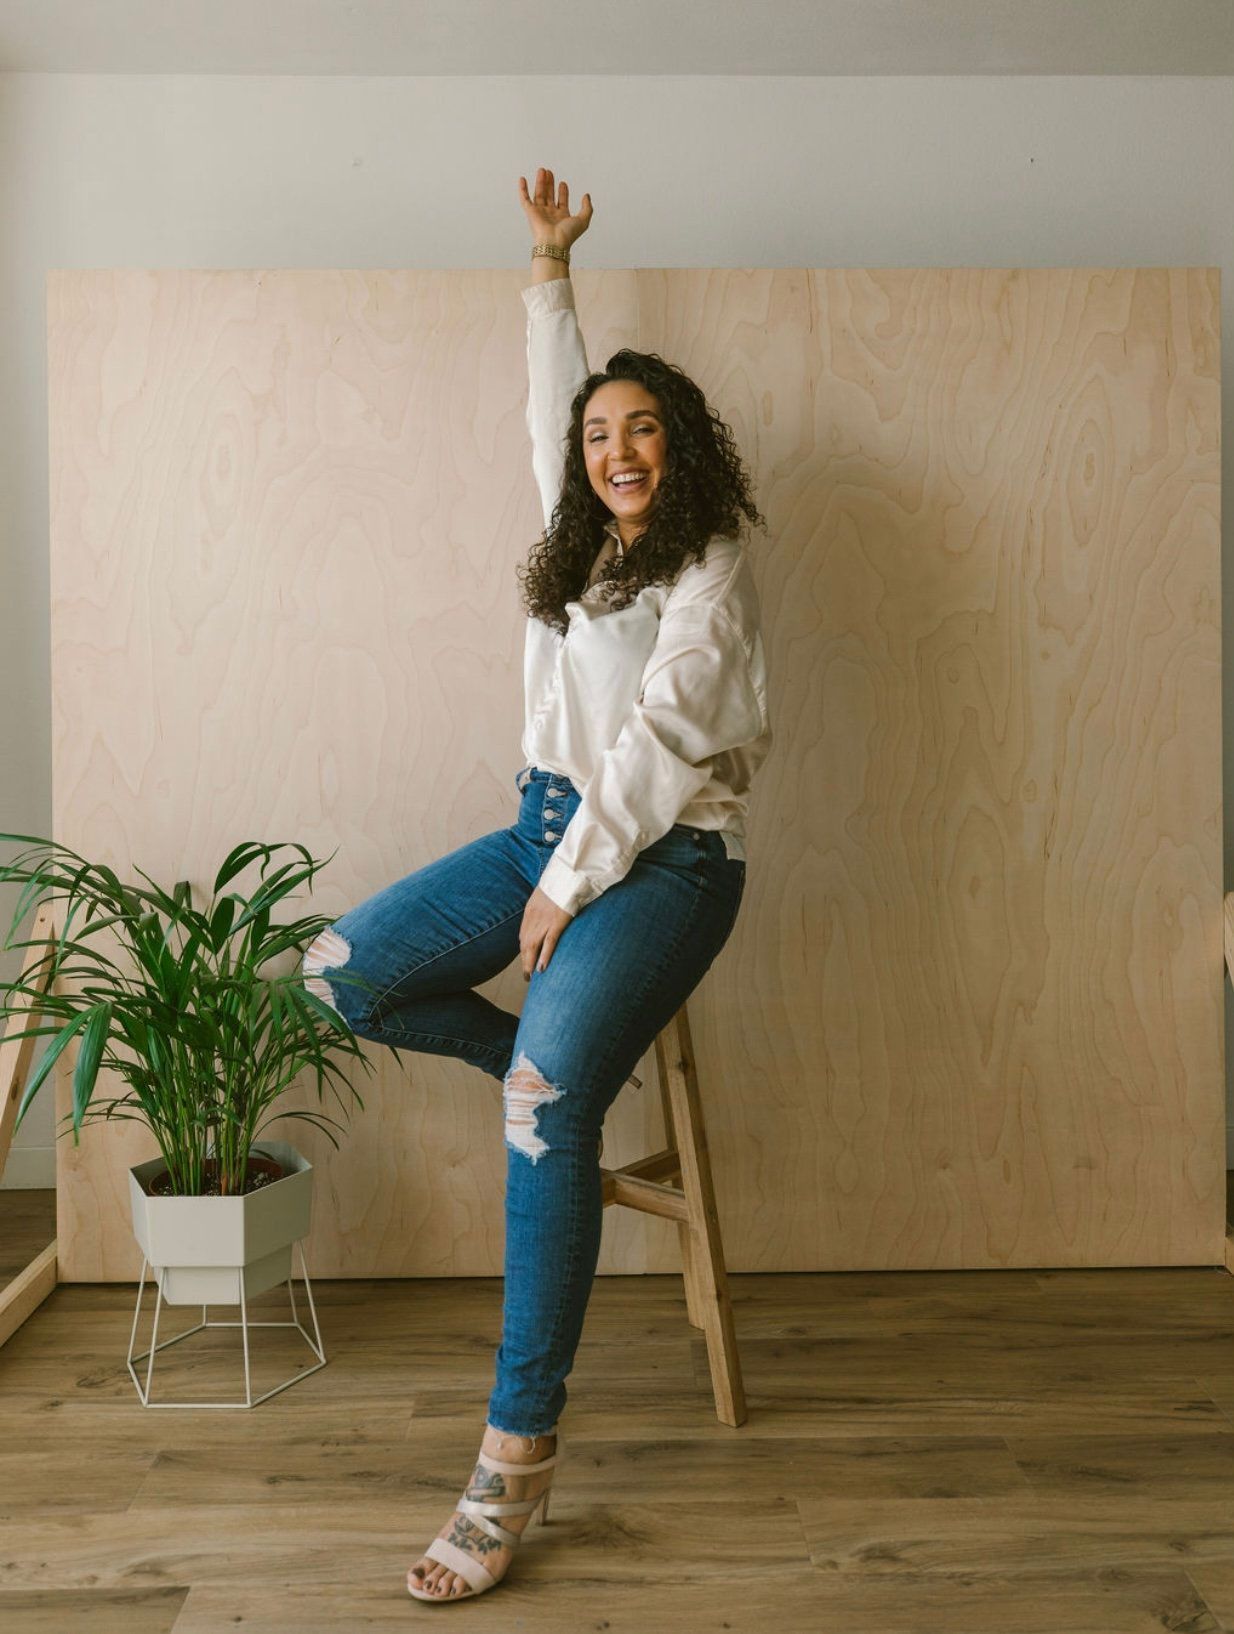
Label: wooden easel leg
xmin=0 ymin=901 xmax=61 ymax=1347
xmin=654 ymin=1005 xmax=747 ymax=1428
xmin=0 ymin=901 xmax=59 ymax=1188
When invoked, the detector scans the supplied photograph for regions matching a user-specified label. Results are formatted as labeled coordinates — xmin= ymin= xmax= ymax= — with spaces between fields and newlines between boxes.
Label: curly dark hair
xmin=515 ymin=346 xmax=767 ymax=636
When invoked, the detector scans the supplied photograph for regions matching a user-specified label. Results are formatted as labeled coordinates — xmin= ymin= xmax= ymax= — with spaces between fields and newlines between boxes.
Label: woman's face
xmin=581 ymin=379 xmax=666 ymax=536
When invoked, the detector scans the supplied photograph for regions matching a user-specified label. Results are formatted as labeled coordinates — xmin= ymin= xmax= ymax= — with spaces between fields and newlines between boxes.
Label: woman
xmin=301 ymin=168 xmax=773 ymax=1603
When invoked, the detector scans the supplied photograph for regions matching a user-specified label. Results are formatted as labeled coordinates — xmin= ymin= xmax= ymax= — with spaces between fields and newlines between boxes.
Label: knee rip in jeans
xmin=301 ymin=925 xmax=352 ymax=1018
xmin=503 ymin=1050 xmax=564 ymax=1164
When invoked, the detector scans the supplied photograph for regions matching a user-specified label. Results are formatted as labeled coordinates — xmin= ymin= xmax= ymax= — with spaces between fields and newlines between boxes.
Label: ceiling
xmin=0 ymin=0 xmax=1232 ymax=76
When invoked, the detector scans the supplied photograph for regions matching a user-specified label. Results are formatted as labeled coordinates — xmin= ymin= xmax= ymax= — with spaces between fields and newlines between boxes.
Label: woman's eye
xmin=589 ymin=425 xmax=653 ymax=443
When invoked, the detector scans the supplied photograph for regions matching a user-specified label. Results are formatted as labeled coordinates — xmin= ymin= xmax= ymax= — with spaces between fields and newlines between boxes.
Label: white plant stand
xmin=126 ymin=1237 xmax=326 ymax=1408
xmin=125 ymin=1140 xmax=327 ymax=1408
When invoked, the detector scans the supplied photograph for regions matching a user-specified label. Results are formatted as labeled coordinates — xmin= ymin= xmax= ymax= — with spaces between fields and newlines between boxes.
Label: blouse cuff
xmin=537 ymin=852 xmax=602 ymax=918
xmin=521 ymin=278 xmax=577 ymax=315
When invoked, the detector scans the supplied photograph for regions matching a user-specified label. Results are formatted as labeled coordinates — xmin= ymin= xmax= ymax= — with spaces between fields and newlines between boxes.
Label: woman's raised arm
xmin=517 ymin=170 xmax=595 ymax=528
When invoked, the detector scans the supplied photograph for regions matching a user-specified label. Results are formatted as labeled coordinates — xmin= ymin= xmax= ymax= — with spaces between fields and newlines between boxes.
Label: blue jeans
xmin=302 ymin=764 xmax=746 ymax=1436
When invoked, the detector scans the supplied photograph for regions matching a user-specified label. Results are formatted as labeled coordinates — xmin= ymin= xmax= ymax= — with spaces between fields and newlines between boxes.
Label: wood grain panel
xmin=45 ymin=267 xmax=1222 ymax=1278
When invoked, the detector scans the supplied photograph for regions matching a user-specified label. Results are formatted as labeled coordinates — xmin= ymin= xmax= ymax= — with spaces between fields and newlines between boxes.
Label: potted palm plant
xmin=0 ymin=834 xmax=381 ymax=1314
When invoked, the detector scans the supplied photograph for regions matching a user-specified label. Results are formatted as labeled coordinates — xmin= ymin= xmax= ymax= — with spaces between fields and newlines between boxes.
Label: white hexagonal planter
xmin=128 ymin=1138 xmax=314 ymax=1305
xmin=126 ymin=1139 xmax=326 ymax=1407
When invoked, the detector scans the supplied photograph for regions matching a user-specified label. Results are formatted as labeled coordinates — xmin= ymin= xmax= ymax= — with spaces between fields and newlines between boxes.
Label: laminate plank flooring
xmin=2 ymin=1267 xmax=1234 ymax=1631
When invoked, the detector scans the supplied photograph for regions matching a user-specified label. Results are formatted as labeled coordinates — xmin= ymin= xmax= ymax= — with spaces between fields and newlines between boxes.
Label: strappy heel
xmin=406 ymin=1427 xmax=562 ymax=1603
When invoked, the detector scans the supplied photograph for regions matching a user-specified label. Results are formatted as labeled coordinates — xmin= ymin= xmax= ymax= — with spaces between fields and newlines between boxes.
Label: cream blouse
xmin=520 ymin=276 xmax=773 ymax=917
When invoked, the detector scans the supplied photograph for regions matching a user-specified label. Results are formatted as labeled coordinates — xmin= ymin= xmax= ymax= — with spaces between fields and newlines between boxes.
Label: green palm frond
xmin=0 ymin=834 xmax=381 ymax=1194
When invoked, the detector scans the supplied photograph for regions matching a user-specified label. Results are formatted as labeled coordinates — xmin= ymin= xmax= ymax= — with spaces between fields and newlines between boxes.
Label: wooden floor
xmin=2 ymin=1264 xmax=1234 ymax=1632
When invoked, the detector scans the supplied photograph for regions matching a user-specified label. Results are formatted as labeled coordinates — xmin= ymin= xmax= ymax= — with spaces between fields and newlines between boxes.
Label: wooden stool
xmin=599 ymin=999 xmax=747 ymax=1427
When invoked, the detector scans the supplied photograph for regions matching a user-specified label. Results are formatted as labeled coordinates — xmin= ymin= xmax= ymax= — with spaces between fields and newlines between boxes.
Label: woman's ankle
xmin=483 ymin=1421 xmax=556 ymax=1460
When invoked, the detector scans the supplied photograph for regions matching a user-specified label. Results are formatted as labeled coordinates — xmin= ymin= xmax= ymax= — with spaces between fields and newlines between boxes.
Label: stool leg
xmin=654 ymin=1005 xmax=747 ymax=1428
xmin=656 ymin=1065 xmax=704 ymax=1329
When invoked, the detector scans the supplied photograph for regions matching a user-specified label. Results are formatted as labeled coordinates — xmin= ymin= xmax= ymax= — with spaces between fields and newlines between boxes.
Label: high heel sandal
xmin=406 ymin=1427 xmax=562 ymax=1603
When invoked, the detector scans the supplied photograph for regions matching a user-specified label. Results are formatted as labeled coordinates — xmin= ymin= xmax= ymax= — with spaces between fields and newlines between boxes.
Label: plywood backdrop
xmin=46 ymin=267 xmax=1223 ymax=1280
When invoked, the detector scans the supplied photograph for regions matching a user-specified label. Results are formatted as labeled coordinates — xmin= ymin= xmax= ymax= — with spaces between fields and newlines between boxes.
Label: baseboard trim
xmin=0 ymin=1240 xmax=57 ymax=1347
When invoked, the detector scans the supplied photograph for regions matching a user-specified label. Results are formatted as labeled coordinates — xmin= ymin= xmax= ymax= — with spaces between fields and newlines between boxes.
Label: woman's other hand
xmin=518 ymin=167 xmax=593 ymax=252
xmin=520 ymin=885 xmax=575 ymax=978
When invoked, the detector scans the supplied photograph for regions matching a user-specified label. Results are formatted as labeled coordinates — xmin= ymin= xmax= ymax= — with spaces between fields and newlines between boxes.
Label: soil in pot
xmin=144 ymin=1155 xmax=287 ymax=1197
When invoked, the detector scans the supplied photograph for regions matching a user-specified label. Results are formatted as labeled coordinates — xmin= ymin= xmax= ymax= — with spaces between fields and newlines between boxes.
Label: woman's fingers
xmin=519 ymin=173 xmax=546 ymax=216
xmin=537 ymin=167 xmax=567 ymax=216
xmin=520 ymin=169 xmax=554 ymax=213
xmin=522 ymin=929 xmax=545 ymax=980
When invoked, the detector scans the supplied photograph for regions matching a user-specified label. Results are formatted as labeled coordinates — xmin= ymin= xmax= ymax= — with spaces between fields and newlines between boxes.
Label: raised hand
xmin=517 ymin=168 xmax=593 ymax=252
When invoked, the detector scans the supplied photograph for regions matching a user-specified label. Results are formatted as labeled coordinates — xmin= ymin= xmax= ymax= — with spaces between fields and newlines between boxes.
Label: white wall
xmin=2 ymin=72 xmax=1232 ymax=1186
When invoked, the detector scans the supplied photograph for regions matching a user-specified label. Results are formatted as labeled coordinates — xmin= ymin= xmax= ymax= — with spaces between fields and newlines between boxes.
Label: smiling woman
xmin=296 ymin=168 xmax=773 ymax=1607
xmin=410 ymin=170 xmax=772 ymax=1606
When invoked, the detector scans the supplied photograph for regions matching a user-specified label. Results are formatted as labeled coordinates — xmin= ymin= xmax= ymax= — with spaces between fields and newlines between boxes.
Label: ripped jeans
xmin=301 ymin=763 xmax=746 ymax=1437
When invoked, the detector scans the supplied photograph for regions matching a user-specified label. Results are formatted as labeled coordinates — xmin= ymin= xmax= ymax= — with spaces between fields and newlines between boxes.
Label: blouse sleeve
xmin=537 ymin=601 xmax=768 ymax=917
xmin=522 ymin=278 xmax=589 ymax=530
